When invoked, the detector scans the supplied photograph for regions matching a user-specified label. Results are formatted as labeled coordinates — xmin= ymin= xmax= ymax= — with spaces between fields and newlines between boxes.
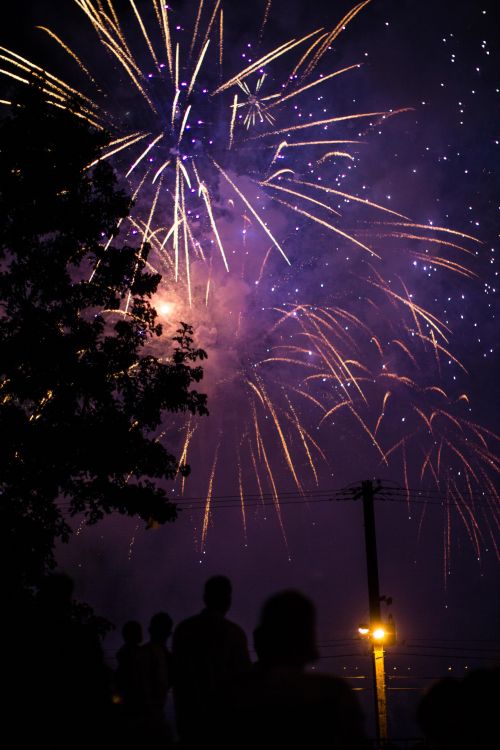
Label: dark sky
xmin=3 ymin=0 xmax=499 ymax=736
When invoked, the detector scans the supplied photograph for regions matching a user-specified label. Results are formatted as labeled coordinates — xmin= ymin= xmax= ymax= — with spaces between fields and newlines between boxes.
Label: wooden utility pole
xmin=361 ymin=479 xmax=388 ymax=744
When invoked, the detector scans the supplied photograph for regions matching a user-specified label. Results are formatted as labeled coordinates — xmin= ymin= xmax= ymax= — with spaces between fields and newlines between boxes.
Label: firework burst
xmin=1 ymin=0 xmax=498 ymax=557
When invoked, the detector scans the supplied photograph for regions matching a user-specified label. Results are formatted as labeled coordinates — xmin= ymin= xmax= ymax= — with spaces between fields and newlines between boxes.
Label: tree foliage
xmin=0 ymin=85 xmax=208 ymax=589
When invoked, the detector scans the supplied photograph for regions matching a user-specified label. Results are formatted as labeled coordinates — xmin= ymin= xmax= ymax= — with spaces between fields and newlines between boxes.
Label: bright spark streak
xmin=159 ymin=217 xmax=183 ymax=256
xmin=249 ymin=442 xmax=265 ymax=504
xmin=371 ymin=337 xmax=384 ymax=357
xmin=175 ymin=42 xmax=179 ymax=91
xmin=237 ymin=454 xmax=247 ymax=543
xmin=262 ymin=169 xmax=295 ymax=182
xmin=444 ymin=439 xmax=479 ymax=483
xmin=125 ymin=133 xmax=163 ymax=177
xmin=187 ymin=39 xmax=210 ymax=98
xmin=35 ymin=26 xmax=98 ymax=83
xmin=193 ymin=162 xmax=229 ymax=271
xmin=87 ymin=132 xmax=150 ymax=168
xmin=318 ymin=400 xmax=352 ymax=426
xmin=377 ymin=232 xmax=476 ymax=257
xmin=302 ymin=0 xmax=372 ymax=78
xmin=181 ymin=180 xmax=192 ymax=306
xmin=391 ymin=339 xmax=418 ymax=367
xmin=348 ymin=403 xmax=388 ymax=464
xmin=201 ymin=440 xmax=220 ymax=552
xmin=256 ymin=108 xmax=412 ymax=138
xmin=213 ymin=28 xmax=323 ymax=95
xmin=152 ymin=158 xmax=171 ymax=184
xmin=370 ymin=280 xmax=451 ymax=341
xmin=157 ymin=0 xmax=173 ymax=74
xmin=174 ymin=159 xmax=180 ymax=279
xmin=382 ymin=221 xmax=482 ymax=244
xmin=259 ymin=0 xmax=272 ymax=40
xmin=278 ymin=139 xmax=363 ymax=148
xmin=269 ymin=64 xmax=362 ymax=109
xmin=285 ymin=396 xmax=319 ymax=485
xmin=247 ymin=379 xmax=302 ymax=493
xmin=252 ymin=404 xmax=287 ymax=542
xmin=129 ymin=0 xmax=160 ymax=68
xmin=189 ymin=0 xmax=204 ymax=57
xmin=199 ymin=0 xmax=221 ymax=59
xmin=289 ymin=178 xmax=409 ymax=219
xmin=272 ymin=197 xmax=378 ymax=258
xmin=299 ymin=309 xmax=367 ymax=401
xmin=103 ymin=2 xmax=138 ymax=67
xmin=411 ymin=253 xmax=477 ymax=279
xmin=413 ymin=331 xmax=468 ymax=373
xmin=125 ymin=174 xmax=163 ymax=312
xmin=262 ymin=181 xmax=341 ymax=218
xmin=178 ymin=159 xmax=192 ymax=188
xmin=229 ymin=93 xmax=238 ymax=148
xmin=171 ymin=89 xmax=180 ymax=129
xmin=374 ymin=390 xmax=391 ymax=435
xmin=219 ymin=8 xmax=223 ymax=71
xmin=77 ymin=1 xmax=143 ymax=77
xmin=212 ymin=158 xmax=290 ymax=265
xmin=316 ymin=151 xmax=355 ymax=164
xmin=413 ymin=406 xmax=434 ymax=433
xmin=178 ymin=104 xmax=192 ymax=144
xmin=89 ymin=168 xmax=151 ymax=282
xmin=0 ymin=47 xmax=99 ymax=110
xmin=287 ymin=31 xmax=328 ymax=83
xmin=101 ymin=38 xmax=157 ymax=113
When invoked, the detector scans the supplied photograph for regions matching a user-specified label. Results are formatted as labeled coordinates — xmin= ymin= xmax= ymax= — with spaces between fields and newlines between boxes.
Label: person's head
xmin=203 ymin=575 xmax=232 ymax=615
xmin=417 ymin=677 xmax=462 ymax=749
xmin=254 ymin=590 xmax=318 ymax=668
xmin=149 ymin=612 xmax=173 ymax=643
xmin=122 ymin=620 xmax=143 ymax=646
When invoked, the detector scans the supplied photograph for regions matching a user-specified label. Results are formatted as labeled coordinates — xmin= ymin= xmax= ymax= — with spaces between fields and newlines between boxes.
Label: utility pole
xmin=360 ymin=479 xmax=388 ymax=745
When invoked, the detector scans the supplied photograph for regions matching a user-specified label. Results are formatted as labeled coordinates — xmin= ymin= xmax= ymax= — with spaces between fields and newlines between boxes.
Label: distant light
xmin=372 ymin=627 xmax=386 ymax=641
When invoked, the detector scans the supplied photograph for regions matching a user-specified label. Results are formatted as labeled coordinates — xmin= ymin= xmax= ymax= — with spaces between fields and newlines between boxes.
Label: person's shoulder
xmin=224 ymin=618 xmax=247 ymax=637
xmin=140 ymin=641 xmax=165 ymax=668
xmin=173 ymin=613 xmax=203 ymax=639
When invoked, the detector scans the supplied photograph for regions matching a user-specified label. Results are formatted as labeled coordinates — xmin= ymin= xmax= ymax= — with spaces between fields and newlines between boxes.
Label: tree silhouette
xmin=0 ymin=84 xmax=208 ymax=592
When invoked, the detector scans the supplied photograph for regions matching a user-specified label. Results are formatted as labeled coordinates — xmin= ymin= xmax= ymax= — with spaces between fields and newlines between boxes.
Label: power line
xmin=56 ymin=480 xmax=499 ymax=512
xmin=402 ymin=644 xmax=500 ymax=654
xmin=387 ymin=652 xmax=499 ymax=661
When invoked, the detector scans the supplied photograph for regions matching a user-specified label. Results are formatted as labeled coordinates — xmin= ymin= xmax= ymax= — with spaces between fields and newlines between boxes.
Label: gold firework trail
xmin=201 ymin=439 xmax=220 ymax=551
xmin=3 ymin=0 xmax=496 ymax=558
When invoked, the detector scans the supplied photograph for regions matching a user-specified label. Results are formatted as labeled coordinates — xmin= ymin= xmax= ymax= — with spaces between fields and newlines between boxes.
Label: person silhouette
xmin=115 ymin=620 xmax=143 ymax=740
xmin=417 ymin=667 xmax=500 ymax=750
xmin=139 ymin=612 xmax=174 ymax=748
xmin=215 ymin=590 xmax=366 ymax=750
xmin=26 ymin=574 xmax=111 ymax=749
xmin=172 ymin=575 xmax=250 ymax=748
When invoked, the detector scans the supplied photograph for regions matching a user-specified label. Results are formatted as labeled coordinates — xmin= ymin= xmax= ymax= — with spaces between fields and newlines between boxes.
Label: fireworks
xmin=1 ymin=0 xmax=498 ymax=559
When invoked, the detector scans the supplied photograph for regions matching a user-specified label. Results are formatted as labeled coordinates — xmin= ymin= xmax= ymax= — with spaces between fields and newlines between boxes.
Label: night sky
xmin=3 ymin=0 xmax=499 ymax=736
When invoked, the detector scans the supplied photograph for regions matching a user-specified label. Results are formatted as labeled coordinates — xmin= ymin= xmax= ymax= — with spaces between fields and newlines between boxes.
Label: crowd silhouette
xmin=9 ymin=572 xmax=499 ymax=749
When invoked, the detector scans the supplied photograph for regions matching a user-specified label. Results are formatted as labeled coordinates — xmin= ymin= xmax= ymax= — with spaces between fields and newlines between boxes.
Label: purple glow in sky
xmin=2 ymin=1 xmax=499 ymax=736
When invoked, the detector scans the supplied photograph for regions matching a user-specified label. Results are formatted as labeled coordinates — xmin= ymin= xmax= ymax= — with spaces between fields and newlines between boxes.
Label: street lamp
xmin=357 ymin=621 xmax=395 ymax=644
xmin=357 ymin=617 xmax=396 ymax=745
xmin=372 ymin=627 xmax=386 ymax=642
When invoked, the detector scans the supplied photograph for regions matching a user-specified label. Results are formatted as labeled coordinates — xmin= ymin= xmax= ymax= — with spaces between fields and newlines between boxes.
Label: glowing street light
xmin=372 ymin=627 xmax=386 ymax=641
